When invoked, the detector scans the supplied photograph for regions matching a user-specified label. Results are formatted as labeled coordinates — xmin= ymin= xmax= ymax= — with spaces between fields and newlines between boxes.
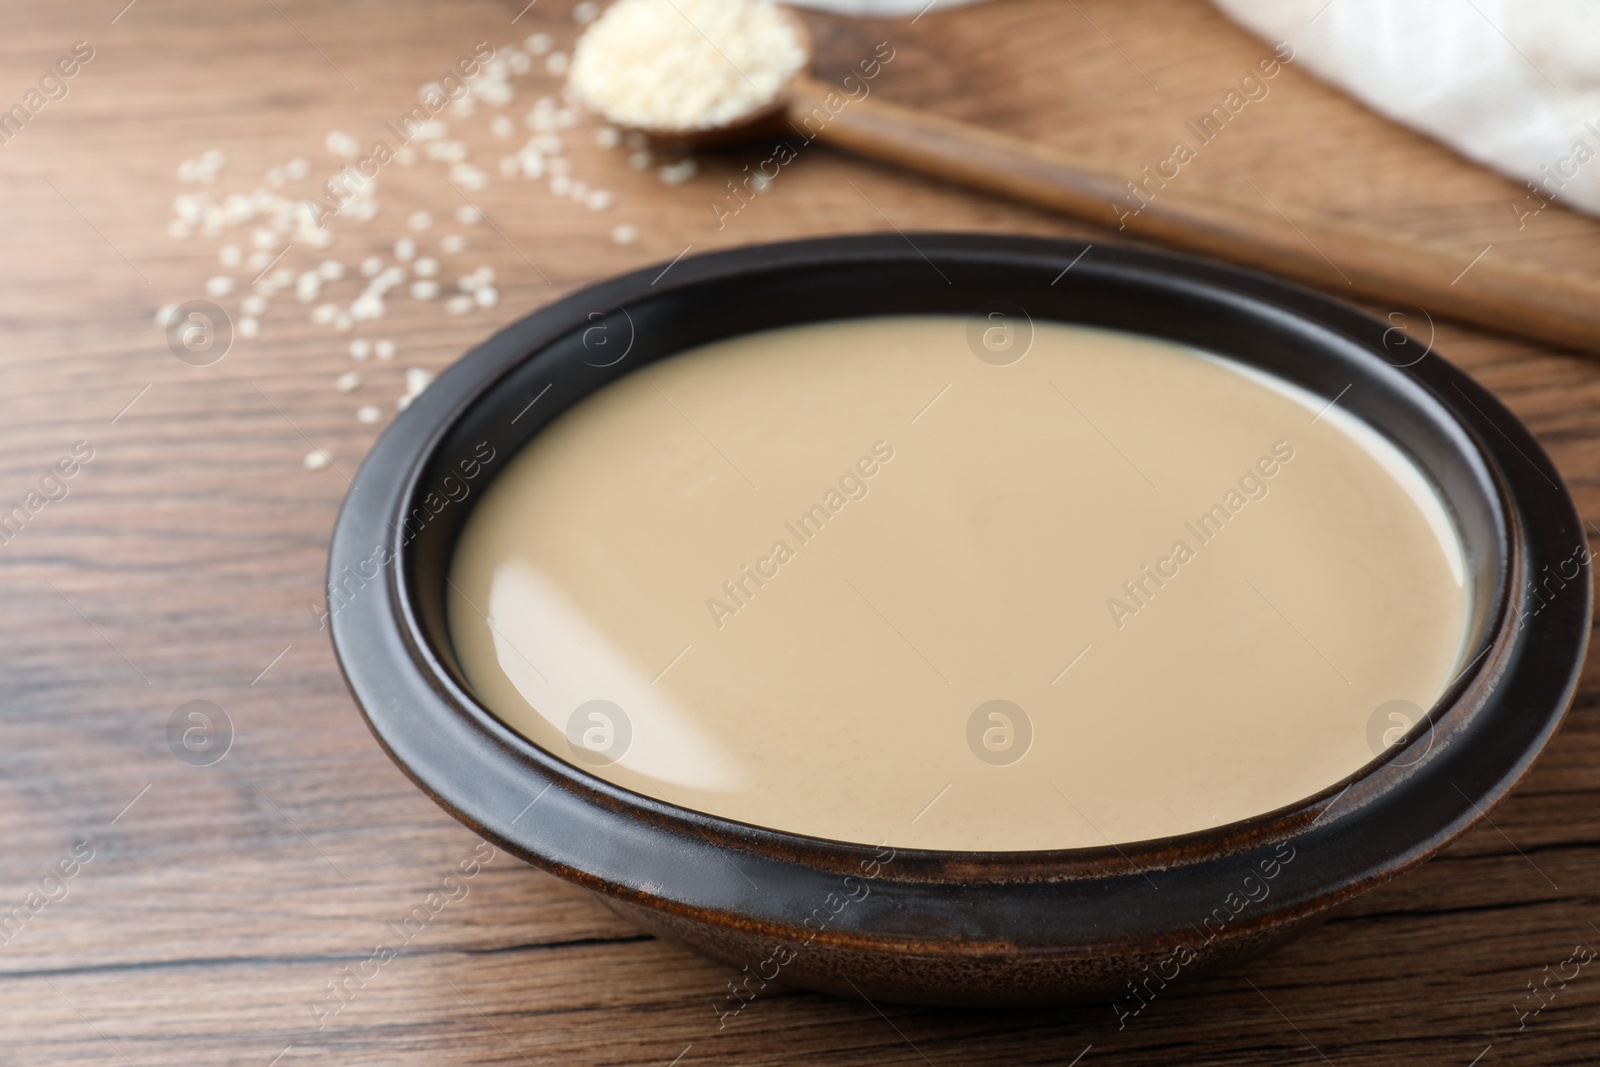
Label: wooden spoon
xmin=782 ymin=75 xmax=1600 ymax=356
xmin=589 ymin=20 xmax=1600 ymax=355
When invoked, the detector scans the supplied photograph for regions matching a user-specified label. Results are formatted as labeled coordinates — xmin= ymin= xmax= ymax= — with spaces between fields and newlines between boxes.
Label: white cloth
xmin=788 ymin=0 xmax=1600 ymax=217
xmin=1213 ymin=0 xmax=1600 ymax=216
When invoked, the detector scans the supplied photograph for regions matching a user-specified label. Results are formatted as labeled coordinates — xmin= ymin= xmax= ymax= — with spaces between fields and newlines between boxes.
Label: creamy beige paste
xmin=448 ymin=317 xmax=1470 ymax=851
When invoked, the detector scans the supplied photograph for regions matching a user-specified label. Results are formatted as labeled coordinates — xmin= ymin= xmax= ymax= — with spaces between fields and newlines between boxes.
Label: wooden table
xmin=2 ymin=1 xmax=1596 ymax=1063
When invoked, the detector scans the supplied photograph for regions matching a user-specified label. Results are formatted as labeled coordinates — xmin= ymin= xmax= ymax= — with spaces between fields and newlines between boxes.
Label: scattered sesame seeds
xmin=311 ymin=303 xmax=338 ymax=325
xmin=337 ymin=371 xmax=361 ymax=392
xmin=154 ymin=304 xmax=179 ymax=328
xmin=446 ymin=294 xmax=475 ymax=315
xmin=205 ymin=275 xmax=236 ymax=297
xmin=303 ymin=449 xmax=331 ymax=470
xmin=611 ymin=223 xmax=638 ymax=244
xmin=546 ymin=52 xmax=569 ymax=75
xmin=409 ymin=211 xmax=433 ymax=231
xmin=350 ymin=339 xmax=372 ymax=360
xmin=297 ymin=272 xmax=324 ymax=302
xmin=499 ymin=156 xmax=521 ymax=177
xmin=240 ymin=317 xmax=261 ymax=339
xmin=242 ymin=295 xmax=267 ymax=316
xmin=596 ymin=126 xmax=620 ymax=149
xmin=491 ymin=115 xmax=515 ymax=139
xmin=627 ymin=150 xmax=652 ymax=172
xmin=247 ymin=250 xmax=272 ymax=270
xmin=167 ymin=220 xmax=193 ymax=239
xmin=526 ymin=33 xmax=553 ymax=55
xmin=458 ymin=275 xmax=480 ymax=293
xmin=507 ymin=51 xmax=533 ymax=75
xmin=413 ymin=257 xmax=440 ymax=278
xmin=455 ymin=205 xmax=483 ymax=225
xmin=586 ymin=189 xmax=614 ymax=211
xmin=394 ymin=237 xmax=417 ymax=262
xmin=396 ymin=146 xmax=419 ymax=167
xmin=319 ymin=259 xmax=346 ymax=281
xmin=375 ymin=339 xmax=395 ymax=360
xmin=360 ymin=256 xmax=384 ymax=278
xmin=441 ymin=234 xmax=467 ymax=254
xmin=357 ymin=405 xmax=382 ymax=424
xmin=219 ymin=245 xmax=243 ymax=267
xmin=574 ymin=0 xmax=600 ymax=22
xmin=475 ymin=286 xmax=500 ymax=308
xmin=286 ymin=157 xmax=311 ymax=180
xmin=411 ymin=280 xmax=441 ymax=300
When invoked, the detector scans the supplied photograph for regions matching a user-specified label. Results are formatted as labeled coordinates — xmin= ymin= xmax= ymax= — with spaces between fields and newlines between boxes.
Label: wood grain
xmin=0 ymin=0 xmax=1596 ymax=1064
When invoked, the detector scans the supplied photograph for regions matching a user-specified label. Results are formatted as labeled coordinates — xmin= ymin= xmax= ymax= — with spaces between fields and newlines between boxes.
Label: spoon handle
xmin=788 ymin=75 xmax=1600 ymax=355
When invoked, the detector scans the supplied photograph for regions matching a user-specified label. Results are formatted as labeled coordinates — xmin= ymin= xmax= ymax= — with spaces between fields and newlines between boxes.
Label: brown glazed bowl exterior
xmin=328 ymin=234 xmax=1590 ymax=1008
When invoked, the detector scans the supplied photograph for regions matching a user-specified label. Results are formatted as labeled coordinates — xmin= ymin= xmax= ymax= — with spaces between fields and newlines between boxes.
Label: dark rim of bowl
xmin=330 ymin=233 xmax=1590 ymax=952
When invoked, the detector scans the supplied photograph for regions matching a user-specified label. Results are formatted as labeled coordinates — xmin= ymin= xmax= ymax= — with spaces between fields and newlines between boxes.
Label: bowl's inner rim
xmin=385 ymin=247 xmax=1515 ymax=861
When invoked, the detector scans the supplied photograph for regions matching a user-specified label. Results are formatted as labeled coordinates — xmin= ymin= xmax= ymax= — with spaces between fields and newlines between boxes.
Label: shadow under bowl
xmin=329 ymin=233 xmax=1590 ymax=1007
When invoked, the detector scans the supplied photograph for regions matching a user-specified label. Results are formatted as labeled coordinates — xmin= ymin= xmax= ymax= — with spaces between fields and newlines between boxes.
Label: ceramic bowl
xmin=329 ymin=233 xmax=1589 ymax=1007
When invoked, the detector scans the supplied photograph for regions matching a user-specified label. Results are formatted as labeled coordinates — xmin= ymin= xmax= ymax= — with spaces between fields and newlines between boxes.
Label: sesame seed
xmin=446 ymin=295 xmax=474 ymax=315
xmin=319 ymin=259 xmax=347 ymax=281
xmin=394 ymin=237 xmax=417 ymax=262
xmin=219 ymin=245 xmax=243 ymax=267
xmin=595 ymin=126 xmax=620 ymax=149
xmin=526 ymin=33 xmax=552 ymax=55
xmin=239 ymin=317 xmax=261 ymax=339
xmin=411 ymin=280 xmax=441 ymax=300
xmin=441 ymin=234 xmax=466 ymax=254
xmin=312 ymin=303 xmax=337 ymax=325
xmin=337 ymin=371 xmax=361 ymax=392
xmin=413 ymin=257 xmax=440 ymax=278
xmin=659 ymin=159 xmax=698 ymax=185
xmin=357 ymin=405 xmax=382 ymax=424
xmin=350 ymin=339 xmax=372 ymax=360
xmin=375 ymin=340 xmax=396 ymax=360
xmin=611 ymin=223 xmax=638 ymax=244
xmin=326 ymin=130 xmax=360 ymax=159
xmin=242 ymin=295 xmax=267 ymax=316
xmin=455 ymin=205 xmax=482 ymax=226
xmin=409 ymin=211 xmax=433 ymax=231
xmin=303 ymin=449 xmax=331 ymax=470
xmin=491 ymin=116 xmax=515 ymax=139
xmin=286 ymin=157 xmax=311 ymax=180
xmin=475 ymin=286 xmax=500 ymax=308
xmin=360 ymin=256 xmax=384 ymax=278
xmin=206 ymin=275 xmax=236 ymax=297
